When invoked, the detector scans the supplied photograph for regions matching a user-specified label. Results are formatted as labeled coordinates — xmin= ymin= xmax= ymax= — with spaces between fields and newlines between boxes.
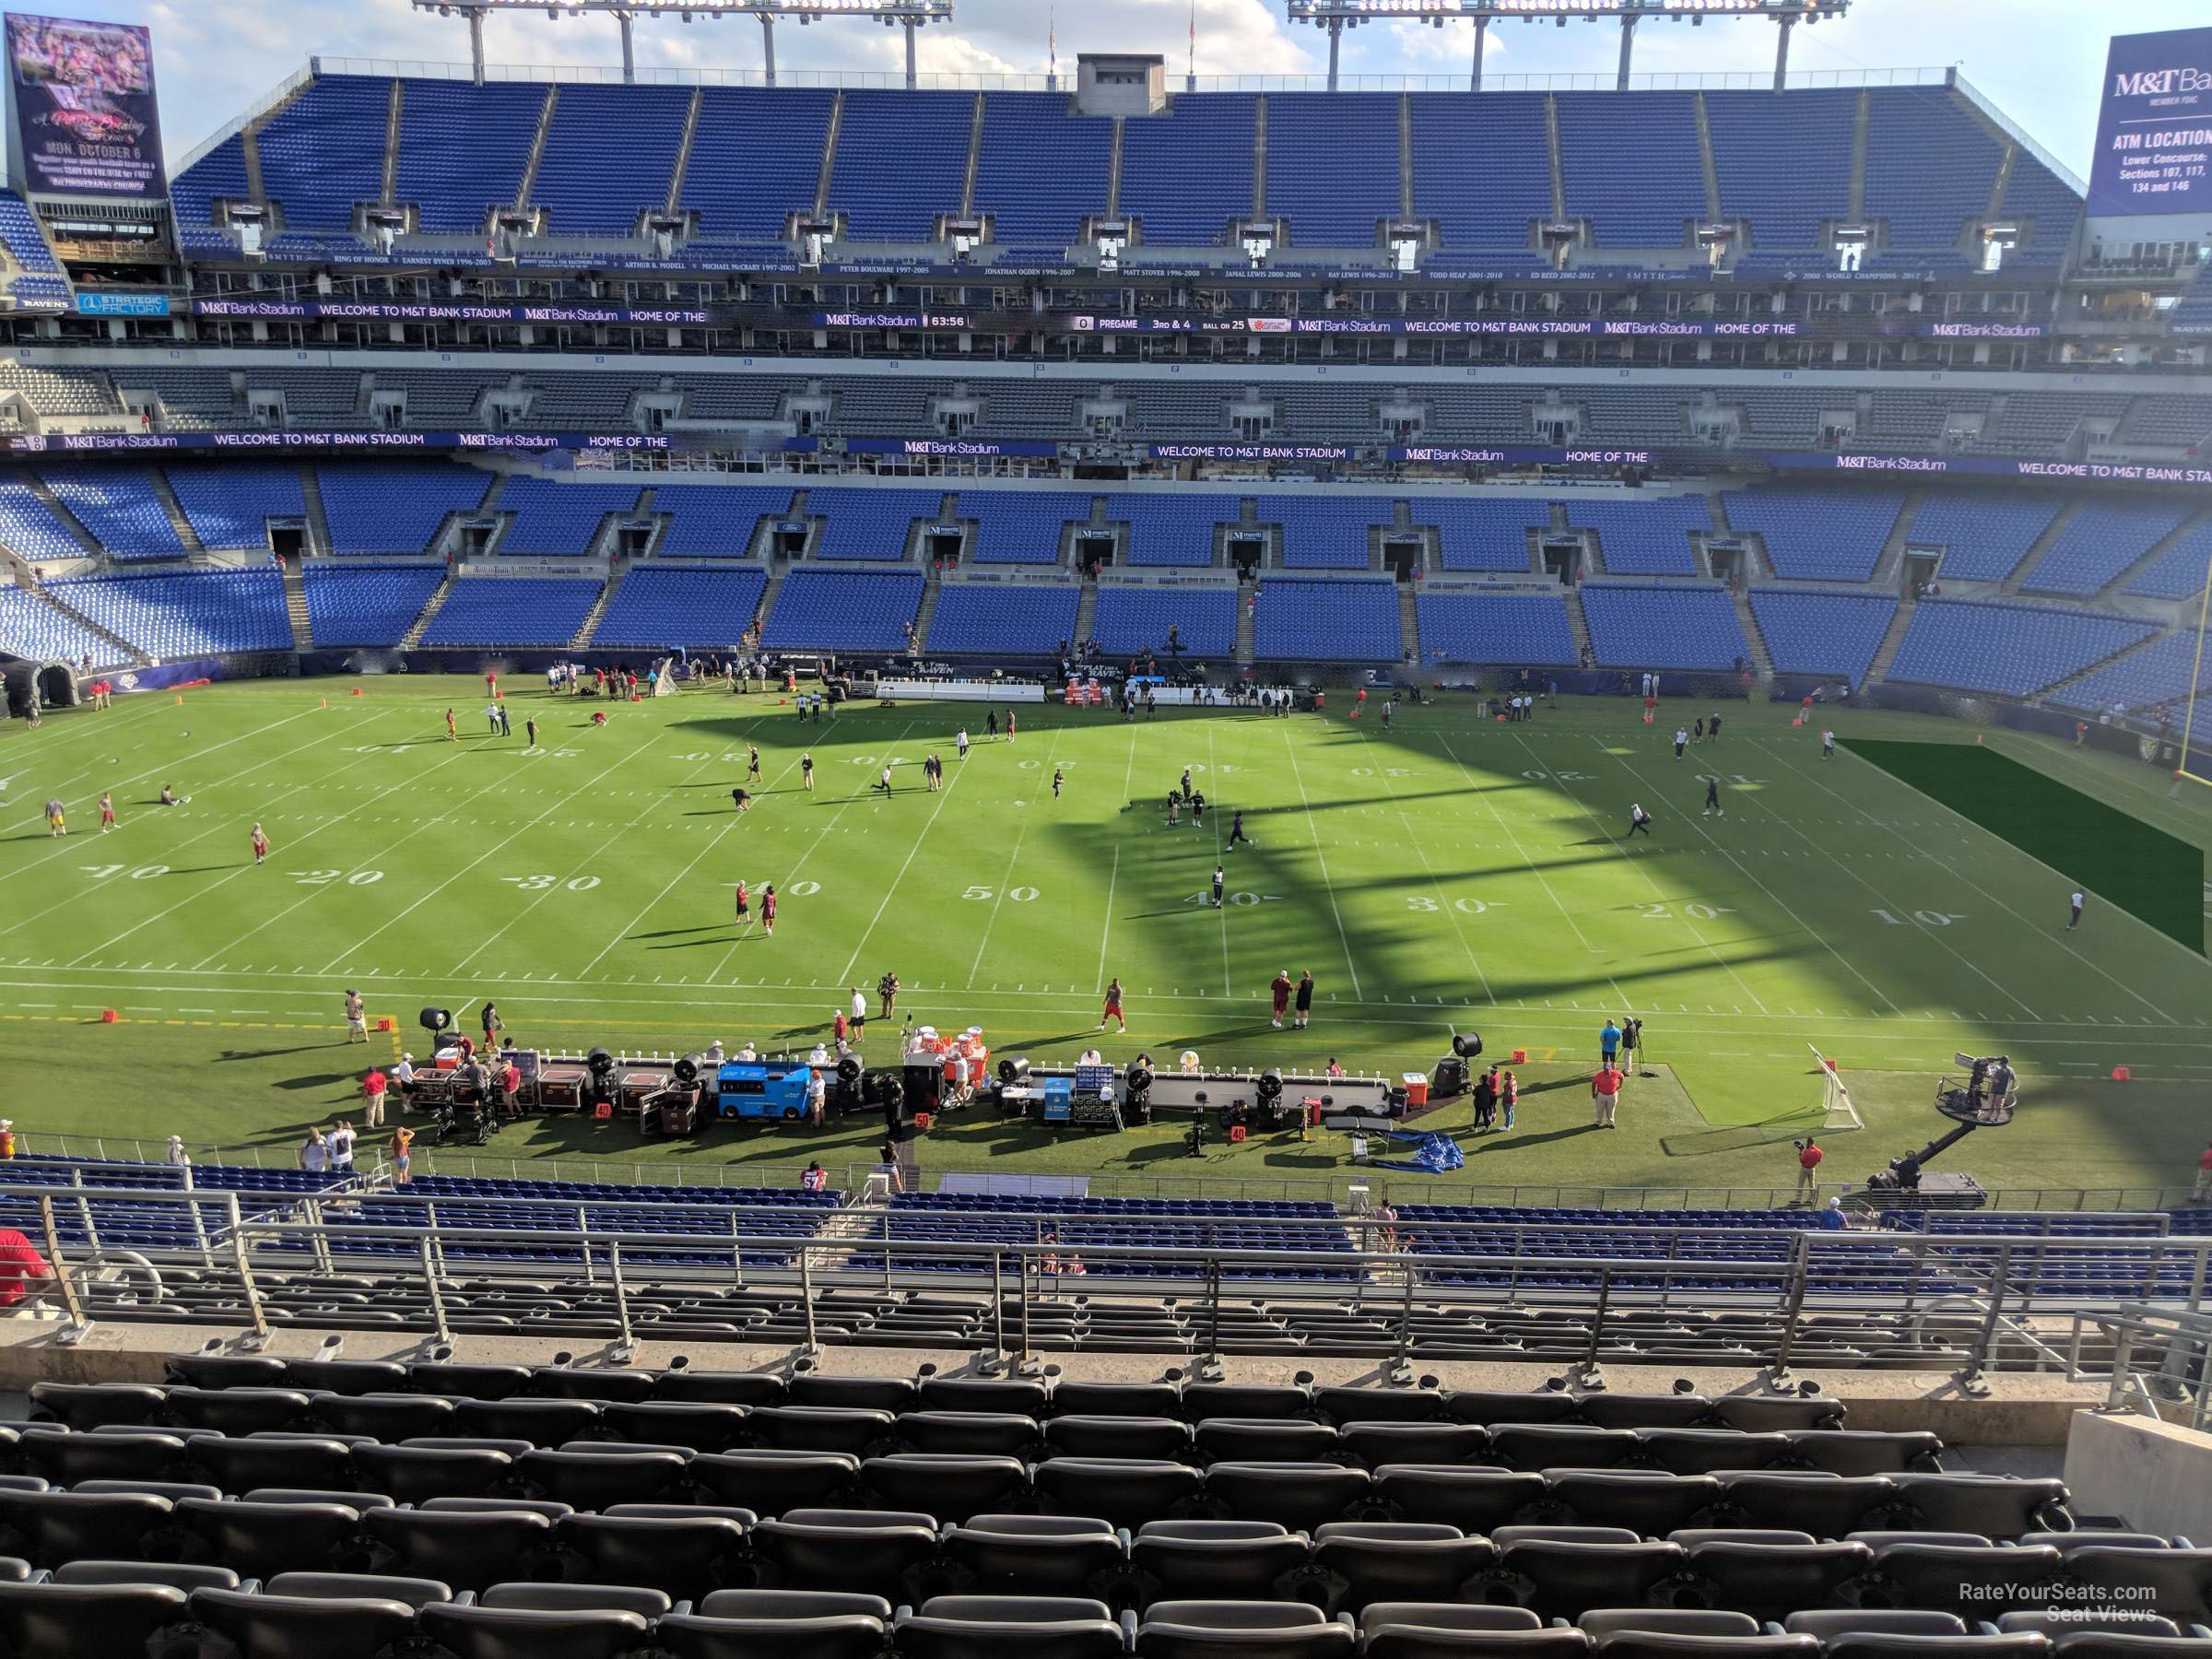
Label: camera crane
xmin=1855 ymin=1053 xmax=2018 ymax=1207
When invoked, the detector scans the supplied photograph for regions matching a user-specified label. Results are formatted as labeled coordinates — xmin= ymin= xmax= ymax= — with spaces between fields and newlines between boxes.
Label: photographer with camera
xmin=1794 ymin=1135 xmax=1824 ymax=1204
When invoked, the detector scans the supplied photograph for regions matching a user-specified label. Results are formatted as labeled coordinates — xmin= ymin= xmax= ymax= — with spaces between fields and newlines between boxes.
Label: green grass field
xmin=1 ymin=679 xmax=2207 ymax=1203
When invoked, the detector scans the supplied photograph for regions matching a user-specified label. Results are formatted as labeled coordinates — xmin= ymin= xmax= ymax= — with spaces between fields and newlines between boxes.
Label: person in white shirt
xmin=1821 ymin=729 xmax=1836 ymax=759
xmin=164 ymin=1135 xmax=190 ymax=1169
xmin=704 ymin=1040 xmax=726 ymax=1065
xmin=326 ymin=1122 xmax=357 ymax=1174
xmin=299 ymin=1130 xmax=329 ymax=1175
xmin=1674 ymin=727 xmax=1688 ymax=759
xmin=851 ymin=987 xmax=868 ymax=1031
xmin=2067 ymin=890 xmax=2085 ymax=931
xmin=736 ymin=1041 xmax=758 ymax=1061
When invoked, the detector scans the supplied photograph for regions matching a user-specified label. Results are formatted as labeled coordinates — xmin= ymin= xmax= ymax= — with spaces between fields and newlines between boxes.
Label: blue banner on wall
xmin=75 ymin=289 xmax=167 ymax=316
xmin=2088 ymin=27 xmax=2212 ymax=219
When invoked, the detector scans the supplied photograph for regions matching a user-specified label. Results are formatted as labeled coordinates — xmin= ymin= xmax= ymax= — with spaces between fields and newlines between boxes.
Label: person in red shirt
xmin=362 ymin=1067 xmax=387 ymax=1128
xmin=499 ymin=1057 xmax=524 ymax=1120
xmin=486 ymin=670 xmax=499 ymax=699
xmin=1796 ymin=1137 xmax=1824 ymax=1203
xmin=2194 ymin=1141 xmax=2212 ymax=1203
xmin=1269 ymin=971 xmax=1293 ymax=1030
xmin=1591 ymin=1065 xmax=1624 ymax=1128
xmin=833 ymin=1008 xmax=848 ymax=1045
xmin=761 ymin=883 xmax=777 ymax=937
xmin=0 ymin=1229 xmax=53 ymax=1310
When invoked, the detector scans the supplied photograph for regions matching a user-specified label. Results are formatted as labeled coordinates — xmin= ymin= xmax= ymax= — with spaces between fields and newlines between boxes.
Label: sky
xmin=22 ymin=0 xmax=2212 ymax=180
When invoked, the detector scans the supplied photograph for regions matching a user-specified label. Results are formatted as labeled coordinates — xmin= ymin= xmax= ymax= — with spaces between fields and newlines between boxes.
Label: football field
xmin=0 ymin=678 xmax=2206 ymax=1202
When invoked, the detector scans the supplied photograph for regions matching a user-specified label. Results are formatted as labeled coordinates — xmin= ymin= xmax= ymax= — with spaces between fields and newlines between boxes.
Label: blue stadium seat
xmin=1107 ymin=495 xmax=1240 ymax=569
xmin=1264 ymin=94 xmax=1398 ymax=247
xmin=807 ymin=488 xmax=941 ymax=562
xmin=533 ymin=84 xmax=688 ymax=233
xmin=397 ymin=79 xmax=544 ymax=233
xmin=420 ymin=576 xmax=601 ymax=648
xmin=34 ymin=466 xmax=181 ymax=562
xmin=1262 ymin=497 xmax=1392 ymax=571
xmin=318 ymin=464 xmax=491 ymax=558
xmin=1580 ymin=584 xmax=1748 ymax=671
xmin=976 ymin=95 xmax=1111 ymax=246
xmin=1907 ymin=494 xmax=2065 ymax=583
xmin=253 ymin=75 xmax=390 ymax=230
xmin=1412 ymin=500 xmax=1547 ymax=574
xmin=1558 ymin=92 xmax=1702 ymax=248
xmin=0 ymin=481 xmax=84 ymax=564
xmin=682 ymin=88 xmax=833 ymax=241
xmin=653 ymin=485 xmax=790 ymax=559
xmin=2049 ymin=629 xmax=2212 ymax=715
xmin=1863 ymin=88 xmax=2003 ymax=249
xmin=170 ymin=140 xmax=248 ymax=229
xmin=1121 ymin=97 xmax=1256 ymax=247
xmin=595 ymin=567 xmax=768 ymax=649
xmin=1253 ymin=579 xmax=1400 ymax=662
xmin=1747 ymin=591 xmax=1898 ymax=685
xmin=1706 ymin=90 xmax=1857 ymax=250
xmin=494 ymin=480 xmax=642 ymax=559
xmin=831 ymin=91 xmax=972 ymax=241
xmin=0 ymin=586 xmax=114 ymax=663
xmin=2022 ymin=502 xmax=2194 ymax=597
xmin=1887 ymin=600 xmax=2158 ymax=697
xmin=1410 ymin=95 xmax=1551 ymax=249
xmin=165 ymin=467 xmax=306 ymax=552
xmin=49 ymin=569 xmax=292 ymax=656
xmin=1721 ymin=488 xmax=1905 ymax=583
xmin=301 ymin=562 xmax=443 ymax=647
xmin=2124 ymin=519 xmax=2212 ymax=601
xmin=762 ymin=570 xmax=924 ymax=653
xmin=0 ymin=192 xmax=60 ymax=272
xmin=1417 ymin=593 xmax=1577 ymax=667
xmin=926 ymin=584 xmax=1081 ymax=657
xmin=1089 ymin=587 xmax=1237 ymax=657
xmin=1574 ymin=499 xmax=1708 ymax=578
xmin=959 ymin=493 xmax=1078 ymax=566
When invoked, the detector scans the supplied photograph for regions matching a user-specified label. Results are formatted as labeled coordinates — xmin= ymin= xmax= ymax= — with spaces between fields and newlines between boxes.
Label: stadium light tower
xmin=1285 ymin=1 xmax=1851 ymax=94
xmin=413 ymin=0 xmax=955 ymax=89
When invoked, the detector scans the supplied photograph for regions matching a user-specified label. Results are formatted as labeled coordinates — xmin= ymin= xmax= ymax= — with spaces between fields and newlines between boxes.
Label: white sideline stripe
xmin=1756 ymin=737 xmax=2182 ymax=1023
xmin=311 ymin=730 xmax=675 ymax=975
xmin=1277 ymin=719 xmax=1359 ymax=999
xmin=570 ymin=726 xmax=796 ymax=982
xmin=834 ymin=735 xmax=973 ymax=990
xmin=695 ymin=719 xmax=920 ymax=986
xmin=194 ymin=725 xmax=535 ymax=971
xmin=1439 ymin=734 xmax=1630 ymax=1010
xmin=0 ymin=711 xmax=409 ymax=941
xmin=1 ymin=702 xmax=322 ymax=842
xmin=967 ymin=726 xmax=1068 ymax=987
xmin=1356 ymin=712 xmax=1494 ymax=1006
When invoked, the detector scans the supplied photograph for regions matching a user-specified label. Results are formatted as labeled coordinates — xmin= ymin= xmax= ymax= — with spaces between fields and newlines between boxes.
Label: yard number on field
xmin=1638 ymin=902 xmax=1735 ymax=921
xmin=80 ymin=864 xmax=168 ymax=881
xmin=1870 ymin=909 xmax=1967 ymax=926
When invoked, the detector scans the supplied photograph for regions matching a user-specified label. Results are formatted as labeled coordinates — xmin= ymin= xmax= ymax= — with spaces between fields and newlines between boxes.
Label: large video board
xmin=2087 ymin=27 xmax=2212 ymax=220
xmin=5 ymin=12 xmax=164 ymax=198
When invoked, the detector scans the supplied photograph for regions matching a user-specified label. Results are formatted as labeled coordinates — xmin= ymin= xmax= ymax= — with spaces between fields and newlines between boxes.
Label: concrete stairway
xmin=1729 ymin=588 xmax=1773 ymax=680
xmin=1398 ymin=583 xmax=1420 ymax=665
xmin=1868 ymin=488 xmax=1927 ymax=592
xmin=278 ymin=554 xmax=312 ymax=651
xmin=1563 ymin=587 xmax=1593 ymax=665
xmin=18 ymin=477 xmax=106 ymax=559
xmin=298 ymin=464 xmax=332 ymax=555
xmin=571 ymin=570 xmax=621 ymax=650
xmin=147 ymin=470 xmax=206 ymax=557
xmin=33 ymin=583 xmax=147 ymax=665
xmin=910 ymin=571 xmax=943 ymax=654
xmin=1073 ymin=582 xmax=1100 ymax=652
xmin=1867 ymin=592 xmax=1919 ymax=683
xmin=2007 ymin=500 xmax=2086 ymax=594
xmin=1235 ymin=591 xmax=1256 ymax=665
xmin=400 ymin=568 xmax=457 ymax=650
xmin=515 ymin=87 xmax=559 ymax=213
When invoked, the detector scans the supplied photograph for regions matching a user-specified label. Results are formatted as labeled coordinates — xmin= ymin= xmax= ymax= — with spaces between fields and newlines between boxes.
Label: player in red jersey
xmin=98 ymin=792 xmax=115 ymax=832
xmin=760 ymin=883 xmax=778 ymax=937
xmin=251 ymin=822 xmax=270 ymax=865
xmin=734 ymin=880 xmax=750 ymax=923
xmin=1101 ymin=977 xmax=1126 ymax=1033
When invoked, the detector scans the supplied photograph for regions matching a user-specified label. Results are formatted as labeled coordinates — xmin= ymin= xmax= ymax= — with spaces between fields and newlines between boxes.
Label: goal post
xmin=650 ymin=657 xmax=681 ymax=697
xmin=1812 ymin=1042 xmax=1863 ymax=1133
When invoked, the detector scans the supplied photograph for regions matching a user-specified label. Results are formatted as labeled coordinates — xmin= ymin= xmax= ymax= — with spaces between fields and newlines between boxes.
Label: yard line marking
xmin=1754 ymin=737 xmax=2183 ymax=1024
xmin=1277 ymin=720 xmax=1359 ymax=999
xmin=834 ymin=736 xmax=972 ymax=989
xmin=696 ymin=720 xmax=920 ymax=986
xmin=0 ymin=707 xmax=359 ymax=892
xmin=1596 ymin=736 xmax=1899 ymax=1017
xmin=177 ymin=719 xmax=497 ymax=969
xmin=570 ymin=740 xmax=806 ymax=982
xmin=1094 ymin=842 xmax=1121 ymax=997
xmin=1354 ymin=712 xmax=1494 ymax=1005
xmin=2 ymin=701 xmax=325 ymax=843
xmin=1206 ymin=723 xmax=1231 ymax=996
xmin=1439 ymin=735 xmax=1627 ymax=1007
xmin=459 ymin=736 xmax=769 ymax=978
xmin=968 ymin=727 xmax=1067 ymax=988
xmin=0 ymin=716 xmax=413 ymax=947
xmin=310 ymin=733 xmax=670 ymax=975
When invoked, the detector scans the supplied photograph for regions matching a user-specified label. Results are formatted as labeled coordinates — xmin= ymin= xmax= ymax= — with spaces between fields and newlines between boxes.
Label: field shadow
xmin=216 ymin=1042 xmax=347 ymax=1062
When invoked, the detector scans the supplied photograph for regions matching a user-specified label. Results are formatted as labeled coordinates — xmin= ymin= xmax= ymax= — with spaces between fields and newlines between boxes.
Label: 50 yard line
xmin=1278 ymin=719 xmax=1361 ymax=998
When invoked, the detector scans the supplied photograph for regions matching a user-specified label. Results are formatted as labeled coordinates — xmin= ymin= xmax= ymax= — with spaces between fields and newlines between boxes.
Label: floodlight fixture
xmin=410 ymin=0 xmax=954 ymax=86
xmin=1284 ymin=0 xmax=1853 ymax=91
